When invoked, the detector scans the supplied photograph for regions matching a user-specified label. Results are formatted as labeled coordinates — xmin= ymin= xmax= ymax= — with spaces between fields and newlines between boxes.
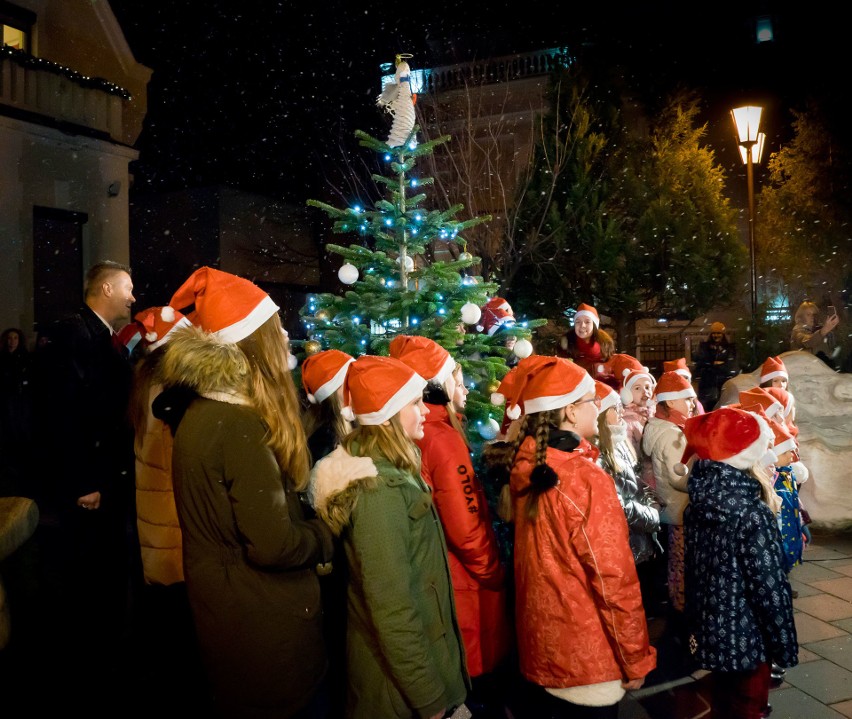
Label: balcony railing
xmin=419 ymin=48 xmax=569 ymax=94
xmin=382 ymin=47 xmax=570 ymax=96
xmin=1 ymin=49 xmax=127 ymax=141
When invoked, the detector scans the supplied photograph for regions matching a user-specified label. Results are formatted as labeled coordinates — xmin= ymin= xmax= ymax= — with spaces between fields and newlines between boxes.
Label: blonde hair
xmin=445 ymin=364 xmax=469 ymax=449
xmin=750 ymin=461 xmax=782 ymax=514
xmin=237 ymin=315 xmax=311 ymax=491
xmin=342 ymin=415 xmax=420 ymax=477
xmin=794 ymin=301 xmax=819 ymax=327
xmin=595 ymin=411 xmax=635 ymax=476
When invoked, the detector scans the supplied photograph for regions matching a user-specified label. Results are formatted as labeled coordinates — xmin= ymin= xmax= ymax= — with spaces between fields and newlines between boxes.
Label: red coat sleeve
xmin=420 ymin=424 xmax=504 ymax=591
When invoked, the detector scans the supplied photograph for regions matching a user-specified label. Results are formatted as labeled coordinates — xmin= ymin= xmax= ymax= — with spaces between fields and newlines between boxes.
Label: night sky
xmin=108 ymin=1 xmax=845 ymax=203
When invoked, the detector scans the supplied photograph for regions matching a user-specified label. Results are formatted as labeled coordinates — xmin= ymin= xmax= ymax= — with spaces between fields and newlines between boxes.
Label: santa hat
xmin=620 ymin=367 xmax=656 ymax=406
xmin=770 ymin=420 xmax=799 ymax=462
xmin=499 ymin=356 xmax=595 ymax=421
xmin=491 ymin=364 xmax=525 ymax=411
xmin=680 ymin=407 xmax=774 ymax=471
xmin=476 ymin=300 xmax=516 ymax=336
xmin=340 ymin=355 xmax=426 ymax=425
xmin=765 ymin=386 xmax=795 ymax=418
xmin=483 ymin=296 xmax=512 ymax=314
xmin=169 ymin=266 xmax=279 ymax=344
xmin=607 ymin=354 xmax=646 ymax=388
xmin=663 ymin=357 xmax=692 ymax=380
xmin=134 ymin=305 xmax=191 ymax=351
xmin=738 ymin=387 xmax=783 ymax=420
xmin=115 ymin=320 xmax=144 ymax=356
xmin=573 ymin=303 xmax=600 ymax=329
xmin=654 ymin=371 xmax=697 ymax=402
xmin=388 ymin=335 xmax=456 ymax=385
xmin=595 ymin=380 xmax=620 ymax=414
xmin=759 ymin=356 xmax=788 ymax=384
xmin=301 ymin=349 xmax=354 ymax=404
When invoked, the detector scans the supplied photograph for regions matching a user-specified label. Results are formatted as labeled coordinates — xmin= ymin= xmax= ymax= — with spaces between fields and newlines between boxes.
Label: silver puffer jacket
xmin=598 ymin=430 xmax=661 ymax=565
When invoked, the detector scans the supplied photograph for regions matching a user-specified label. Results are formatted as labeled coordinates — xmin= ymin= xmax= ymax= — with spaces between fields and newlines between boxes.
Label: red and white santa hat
xmin=498 ymin=355 xmax=595 ymax=420
xmin=388 ymin=335 xmax=456 ymax=385
xmin=607 ymin=354 xmax=645 ymax=387
xmin=491 ymin=363 xmax=525 ymax=412
xmin=340 ymin=355 xmax=427 ymax=425
xmin=595 ymin=380 xmax=620 ymax=413
xmin=759 ymin=356 xmax=789 ymax=384
xmin=134 ymin=305 xmax=192 ymax=351
xmin=680 ymin=406 xmax=775 ymax=471
xmin=765 ymin=386 xmax=795 ymax=418
xmin=301 ymin=349 xmax=354 ymax=404
xmin=476 ymin=297 xmax=516 ymax=336
xmin=620 ymin=366 xmax=656 ymax=405
xmin=738 ymin=387 xmax=783 ymax=420
xmin=770 ymin=419 xmax=799 ymax=461
xmin=654 ymin=371 xmax=697 ymax=402
xmin=663 ymin=357 xmax=692 ymax=380
xmin=169 ymin=266 xmax=279 ymax=344
xmin=573 ymin=303 xmax=600 ymax=329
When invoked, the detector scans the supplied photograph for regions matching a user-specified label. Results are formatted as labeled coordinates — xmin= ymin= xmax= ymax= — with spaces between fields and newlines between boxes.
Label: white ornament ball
xmin=459 ymin=251 xmax=473 ymax=262
xmin=460 ymin=302 xmax=482 ymax=325
xmin=513 ymin=338 xmax=533 ymax=359
xmin=338 ymin=263 xmax=359 ymax=285
xmin=395 ymin=255 xmax=415 ymax=272
xmin=287 ymin=353 xmax=298 ymax=370
xmin=478 ymin=418 xmax=501 ymax=441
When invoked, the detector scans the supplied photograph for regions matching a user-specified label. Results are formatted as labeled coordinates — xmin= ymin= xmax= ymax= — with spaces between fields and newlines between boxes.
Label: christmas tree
xmin=299 ymin=55 xmax=544 ymax=441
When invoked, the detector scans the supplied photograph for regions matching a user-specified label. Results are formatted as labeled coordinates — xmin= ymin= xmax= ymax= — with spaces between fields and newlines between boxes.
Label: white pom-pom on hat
xmin=341 ymin=406 xmax=356 ymax=422
xmin=491 ymin=392 xmax=506 ymax=406
xmin=513 ymin=338 xmax=533 ymax=358
xmin=287 ymin=353 xmax=298 ymax=371
xmin=506 ymin=404 xmax=522 ymax=420
xmin=306 ymin=393 xmax=318 ymax=405
xmin=160 ymin=306 xmax=176 ymax=323
xmin=145 ymin=331 xmax=158 ymax=342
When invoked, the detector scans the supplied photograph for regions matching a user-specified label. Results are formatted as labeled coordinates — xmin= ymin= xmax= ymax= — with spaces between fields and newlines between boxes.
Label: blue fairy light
xmin=410 ymin=179 xmax=418 ymax=187
xmin=385 ymin=218 xmax=393 ymax=226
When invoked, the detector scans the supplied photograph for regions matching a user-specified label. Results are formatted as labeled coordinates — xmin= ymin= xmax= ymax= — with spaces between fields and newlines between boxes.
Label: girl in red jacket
xmin=495 ymin=355 xmax=656 ymax=718
xmin=390 ymin=335 xmax=512 ymax=717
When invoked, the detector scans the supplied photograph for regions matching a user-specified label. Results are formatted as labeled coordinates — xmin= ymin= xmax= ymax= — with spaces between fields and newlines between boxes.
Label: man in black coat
xmin=36 ymin=260 xmax=137 ymax=697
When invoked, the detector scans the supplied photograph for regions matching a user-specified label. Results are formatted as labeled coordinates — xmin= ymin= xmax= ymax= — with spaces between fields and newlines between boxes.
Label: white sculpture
xmin=718 ymin=351 xmax=852 ymax=529
xmin=377 ymin=55 xmax=416 ymax=148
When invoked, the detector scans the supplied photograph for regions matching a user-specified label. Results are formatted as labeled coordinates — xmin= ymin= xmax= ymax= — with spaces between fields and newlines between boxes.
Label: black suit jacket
xmin=39 ymin=306 xmax=134 ymax=502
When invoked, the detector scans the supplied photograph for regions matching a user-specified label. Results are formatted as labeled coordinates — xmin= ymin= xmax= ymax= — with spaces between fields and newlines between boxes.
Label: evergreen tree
xmin=758 ymin=102 xmax=852 ymax=301
xmin=300 ymin=122 xmax=544 ymax=440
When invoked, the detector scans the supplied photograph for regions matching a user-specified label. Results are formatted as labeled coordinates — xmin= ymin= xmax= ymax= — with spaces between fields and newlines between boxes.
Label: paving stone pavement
xmin=3 ymin=515 xmax=852 ymax=718
xmin=621 ymin=528 xmax=852 ymax=719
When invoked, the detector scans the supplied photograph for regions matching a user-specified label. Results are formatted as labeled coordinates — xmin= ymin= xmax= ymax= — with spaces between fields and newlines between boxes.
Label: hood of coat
xmin=308 ymin=444 xmax=380 ymax=536
xmin=687 ymin=459 xmax=762 ymax=524
xmin=159 ymin=325 xmax=251 ymax=399
xmin=511 ymin=434 xmax=598 ymax=493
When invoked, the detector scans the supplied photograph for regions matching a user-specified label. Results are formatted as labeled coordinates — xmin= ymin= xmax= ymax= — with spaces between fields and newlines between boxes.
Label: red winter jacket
xmin=416 ymin=404 xmax=512 ymax=677
xmin=510 ymin=436 xmax=656 ymax=688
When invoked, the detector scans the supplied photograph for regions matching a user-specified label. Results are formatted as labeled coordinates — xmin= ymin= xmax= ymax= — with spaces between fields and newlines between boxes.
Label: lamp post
xmin=731 ymin=105 xmax=766 ymax=326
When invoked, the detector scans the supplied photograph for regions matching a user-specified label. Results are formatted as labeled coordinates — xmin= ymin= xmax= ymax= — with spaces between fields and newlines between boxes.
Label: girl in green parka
xmin=309 ymin=354 xmax=469 ymax=719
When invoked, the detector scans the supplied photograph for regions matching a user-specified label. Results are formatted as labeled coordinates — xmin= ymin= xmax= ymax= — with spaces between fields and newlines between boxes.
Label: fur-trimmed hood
xmin=308 ymin=445 xmax=379 ymax=536
xmin=159 ymin=325 xmax=250 ymax=398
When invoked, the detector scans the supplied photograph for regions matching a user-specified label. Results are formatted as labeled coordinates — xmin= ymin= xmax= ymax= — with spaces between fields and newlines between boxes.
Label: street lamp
xmin=731 ymin=105 xmax=766 ymax=326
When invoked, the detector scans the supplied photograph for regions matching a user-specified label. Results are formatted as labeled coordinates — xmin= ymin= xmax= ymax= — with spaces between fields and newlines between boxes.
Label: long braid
xmin=518 ymin=409 xmax=562 ymax=521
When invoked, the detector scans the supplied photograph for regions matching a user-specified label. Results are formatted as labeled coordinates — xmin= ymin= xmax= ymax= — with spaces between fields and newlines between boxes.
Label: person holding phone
xmin=790 ymin=300 xmax=841 ymax=368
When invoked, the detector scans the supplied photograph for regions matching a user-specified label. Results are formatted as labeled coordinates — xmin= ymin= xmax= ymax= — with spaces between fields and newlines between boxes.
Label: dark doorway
xmin=33 ymin=206 xmax=87 ymax=333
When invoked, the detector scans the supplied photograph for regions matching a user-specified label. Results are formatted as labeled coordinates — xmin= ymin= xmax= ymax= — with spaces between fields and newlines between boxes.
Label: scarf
xmin=656 ymin=406 xmax=690 ymax=429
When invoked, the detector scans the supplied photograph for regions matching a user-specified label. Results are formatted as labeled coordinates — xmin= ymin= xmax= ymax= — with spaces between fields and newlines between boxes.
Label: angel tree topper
xmin=377 ymin=53 xmax=417 ymax=148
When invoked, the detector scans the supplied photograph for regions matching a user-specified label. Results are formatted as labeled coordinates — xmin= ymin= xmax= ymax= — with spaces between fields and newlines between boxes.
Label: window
xmin=1 ymin=2 xmax=35 ymax=53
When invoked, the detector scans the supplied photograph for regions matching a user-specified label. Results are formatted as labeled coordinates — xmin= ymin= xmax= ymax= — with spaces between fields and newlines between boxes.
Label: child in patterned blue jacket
xmin=681 ymin=407 xmax=798 ymax=719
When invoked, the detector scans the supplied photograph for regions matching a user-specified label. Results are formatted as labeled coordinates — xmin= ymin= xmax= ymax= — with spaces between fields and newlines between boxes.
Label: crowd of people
xmin=0 ymin=273 xmax=839 ymax=718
